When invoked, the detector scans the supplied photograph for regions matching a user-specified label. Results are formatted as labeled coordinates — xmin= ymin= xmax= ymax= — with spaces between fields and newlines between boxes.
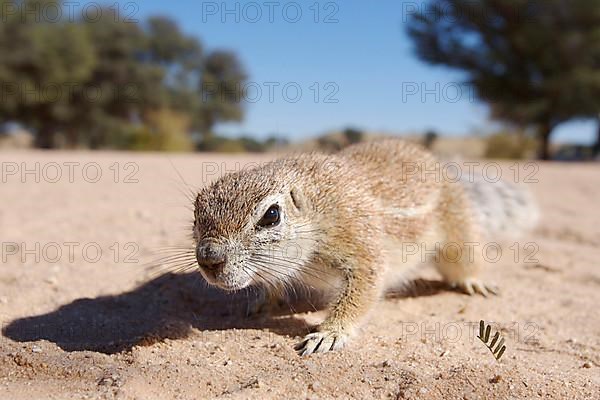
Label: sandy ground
xmin=1 ymin=150 xmax=599 ymax=400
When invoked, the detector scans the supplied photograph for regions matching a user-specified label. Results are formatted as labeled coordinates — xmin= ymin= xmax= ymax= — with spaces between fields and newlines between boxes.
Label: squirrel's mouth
xmin=197 ymin=267 xmax=253 ymax=291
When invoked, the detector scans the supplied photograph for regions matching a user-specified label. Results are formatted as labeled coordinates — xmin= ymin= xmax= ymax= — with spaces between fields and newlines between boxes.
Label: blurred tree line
xmin=407 ymin=0 xmax=600 ymax=160
xmin=0 ymin=0 xmax=248 ymax=150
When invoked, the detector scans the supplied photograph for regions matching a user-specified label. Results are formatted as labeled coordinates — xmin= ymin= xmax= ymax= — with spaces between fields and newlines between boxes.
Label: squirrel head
xmin=193 ymin=165 xmax=315 ymax=291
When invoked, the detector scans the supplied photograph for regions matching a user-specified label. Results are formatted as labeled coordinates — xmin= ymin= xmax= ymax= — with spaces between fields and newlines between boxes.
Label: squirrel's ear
xmin=290 ymin=187 xmax=306 ymax=210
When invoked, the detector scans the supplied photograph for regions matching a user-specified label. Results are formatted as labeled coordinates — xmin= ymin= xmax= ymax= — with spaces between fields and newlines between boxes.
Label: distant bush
xmin=110 ymin=123 xmax=148 ymax=150
xmin=554 ymin=144 xmax=596 ymax=161
xmin=484 ymin=132 xmax=537 ymax=159
xmin=198 ymin=136 xmax=246 ymax=153
xmin=265 ymin=136 xmax=290 ymax=148
xmin=317 ymin=136 xmax=345 ymax=153
xmin=343 ymin=128 xmax=364 ymax=144
xmin=127 ymin=109 xmax=194 ymax=152
xmin=423 ymin=130 xmax=438 ymax=149
xmin=197 ymin=135 xmax=286 ymax=153
xmin=315 ymin=127 xmax=366 ymax=153
xmin=239 ymin=136 xmax=268 ymax=152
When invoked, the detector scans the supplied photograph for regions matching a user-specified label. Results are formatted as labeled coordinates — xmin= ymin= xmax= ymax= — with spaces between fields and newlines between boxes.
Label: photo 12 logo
xmin=398 ymin=320 xmax=540 ymax=345
xmin=1 ymin=242 xmax=140 ymax=265
xmin=400 ymin=241 xmax=540 ymax=265
xmin=398 ymin=161 xmax=540 ymax=184
xmin=401 ymin=82 xmax=476 ymax=104
xmin=1 ymin=162 xmax=139 ymax=184
xmin=0 ymin=1 xmax=139 ymax=23
xmin=201 ymin=81 xmax=340 ymax=104
xmin=400 ymin=1 xmax=541 ymax=24
xmin=201 ymin=2 xmax=340 ymax=24
xmin=0 ymin=82 xmax=139 ymax=104
xmin=200 ymin=161 xmax=270 ymax=183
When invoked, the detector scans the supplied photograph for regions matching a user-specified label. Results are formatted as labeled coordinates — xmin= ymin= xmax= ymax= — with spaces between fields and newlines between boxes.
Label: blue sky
xmin=92 ymin=0 xmax=595 ymax=143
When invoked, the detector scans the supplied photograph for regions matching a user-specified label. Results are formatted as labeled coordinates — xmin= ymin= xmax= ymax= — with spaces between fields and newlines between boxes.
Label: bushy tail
xmin=460 ymin=173 xmax=539 ymax=239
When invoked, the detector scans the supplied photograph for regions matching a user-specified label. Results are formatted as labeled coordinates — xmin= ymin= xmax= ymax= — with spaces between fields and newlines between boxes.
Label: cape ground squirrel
xmin=192 ymin=139 xmax=538 ymax=355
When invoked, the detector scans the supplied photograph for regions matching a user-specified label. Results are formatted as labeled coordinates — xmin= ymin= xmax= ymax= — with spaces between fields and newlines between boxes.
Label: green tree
xmin=0 ymin=0 xmax=96 ymax=148
xmin=0 ymin=1 xmax=249 ymax=149
xmin=145 ymin=16 xmax=203 ymax=114
xmin=198 ymin=51 xmax=248 ymax=138
xmin=406 ymin=0 xmax=600 ymax=159
xmin=79 ymin=14 xmax=201 ymax=148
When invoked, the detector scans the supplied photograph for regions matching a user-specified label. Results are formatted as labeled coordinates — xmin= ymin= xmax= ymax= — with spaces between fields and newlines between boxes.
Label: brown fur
xmin=193 ymin=139 xmax=495 ymax=355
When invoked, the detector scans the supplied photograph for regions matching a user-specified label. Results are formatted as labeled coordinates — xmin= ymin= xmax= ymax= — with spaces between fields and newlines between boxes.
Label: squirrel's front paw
xmin=295 ymin=330 xmax=348 ymax=356
xmin=451 ymin=278 xmax=498 ymax=297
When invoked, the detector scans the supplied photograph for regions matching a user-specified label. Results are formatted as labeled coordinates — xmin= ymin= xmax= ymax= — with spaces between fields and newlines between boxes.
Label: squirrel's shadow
xmin=2 ymin=273 xmax=446 ymax=354
xmin=1 ymin=272 xmax=318 ymax=354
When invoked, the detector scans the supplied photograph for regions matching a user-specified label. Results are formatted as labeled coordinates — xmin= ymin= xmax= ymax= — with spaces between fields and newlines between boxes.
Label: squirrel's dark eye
xmin=257 ymin=205 xmax=280 ymax=228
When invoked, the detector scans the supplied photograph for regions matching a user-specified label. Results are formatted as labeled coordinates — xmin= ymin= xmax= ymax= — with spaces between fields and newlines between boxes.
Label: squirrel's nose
xmin=196 ymin=244 xmax=227 ymax=272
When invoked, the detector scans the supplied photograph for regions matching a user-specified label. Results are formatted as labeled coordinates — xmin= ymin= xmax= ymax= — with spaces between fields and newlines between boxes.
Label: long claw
xmin=452 ymin=279 xmax=498 ymax=297
xmin=296 ymin=330 xmax=348 ymax=356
